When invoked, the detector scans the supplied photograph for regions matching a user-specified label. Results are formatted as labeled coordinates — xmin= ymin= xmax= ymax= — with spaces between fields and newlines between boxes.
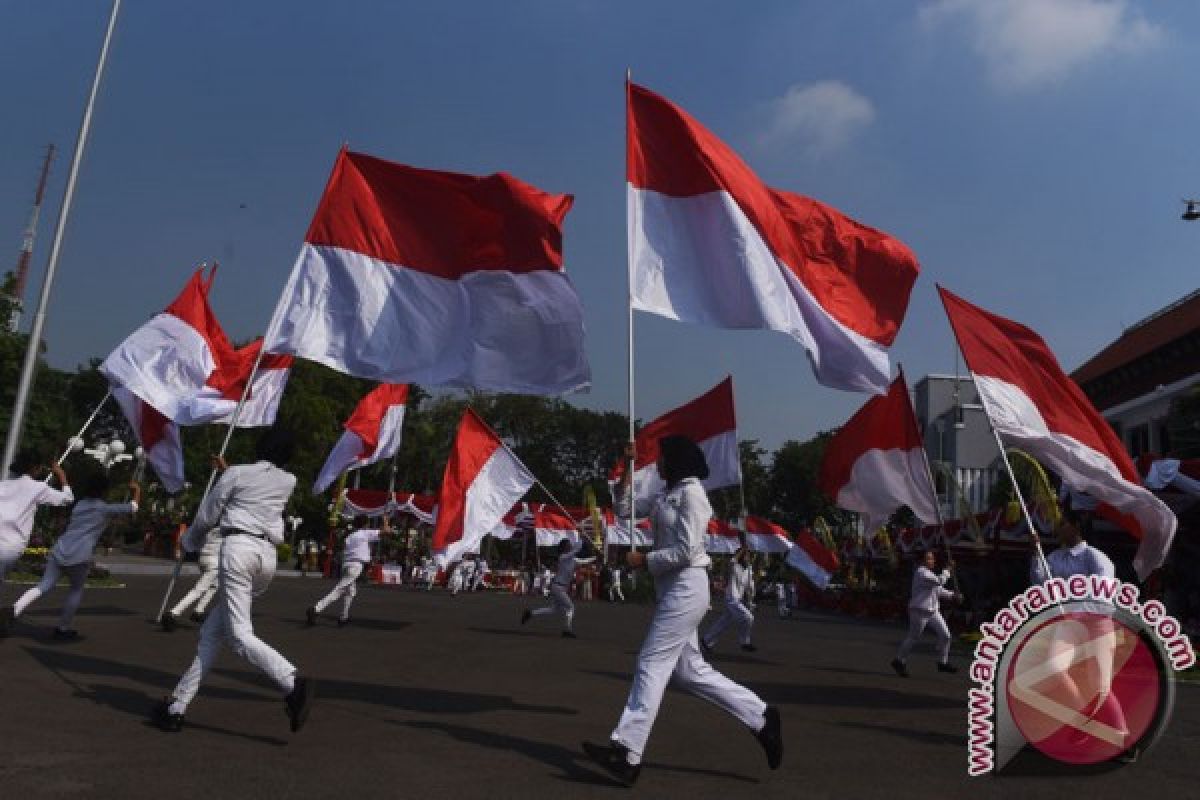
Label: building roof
xmin=1072 ymin=289 xmax=1200 ymax=384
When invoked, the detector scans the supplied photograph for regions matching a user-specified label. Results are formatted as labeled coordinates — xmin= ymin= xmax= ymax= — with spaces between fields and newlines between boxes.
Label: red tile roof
xmin=1072 ymin=289 xmax=1200 ymax=384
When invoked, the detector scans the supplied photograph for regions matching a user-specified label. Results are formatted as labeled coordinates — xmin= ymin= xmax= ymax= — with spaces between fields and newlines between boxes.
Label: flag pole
xmin=2 ymin=0 xmax=122 ymax=476
xmin=48 ymin=388 xmax=112 ymax=475
xmin=155 ymin=343 xmax=268 ymax=623
xmin=624 ymin=69 xmax=638 ymax=559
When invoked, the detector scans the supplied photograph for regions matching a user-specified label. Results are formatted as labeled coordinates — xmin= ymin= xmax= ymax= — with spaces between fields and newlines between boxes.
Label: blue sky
xmin=2 ymin=0 xmax=1198 ymax=451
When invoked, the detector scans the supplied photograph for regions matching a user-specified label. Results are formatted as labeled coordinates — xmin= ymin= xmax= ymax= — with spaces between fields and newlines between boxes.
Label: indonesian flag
xmin=176 ymin=339 xmax=294 ymax=427
xmin=431 ymin=408 xmax=535 ymax=567
xmin=102 ymin=267 xmax=235 ymax=421
xmin=113 ymin=387 xmax=184 ymax=493
xmin=603 ymin=509 xmax=653 ymax=547
xmin=627 ymin=82 xmax=919 ymax=394
xmin=612 ymin=377 xmax=741 ymax=499
xmin=263 ymin=149 xmax=591 ymax=395
xmin=786 ymin=529 xmax=840 ymax=590
xmin=938 ymin=286 xmax=1177 ymax=579
xmin=819 ymin=373 xmax=940 ymax=532
xmin=313 ymin=383 xmax=410 ymax=492
xmin=744 ymin=515 xmax=793 ymax=554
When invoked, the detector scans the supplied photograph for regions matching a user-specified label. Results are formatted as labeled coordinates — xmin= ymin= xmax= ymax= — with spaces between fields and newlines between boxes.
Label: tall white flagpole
xmin=624 ymin=69 xmax=638 ymax=555
xmin=2 ymin=0 xmax=122 ymax=475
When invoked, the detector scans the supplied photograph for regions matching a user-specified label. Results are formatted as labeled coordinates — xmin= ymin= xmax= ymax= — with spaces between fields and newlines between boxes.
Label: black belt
xmin=221 ymin=528 xmax=269 ymax=541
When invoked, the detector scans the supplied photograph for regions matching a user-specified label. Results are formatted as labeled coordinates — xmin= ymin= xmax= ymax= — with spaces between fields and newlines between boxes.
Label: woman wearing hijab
xmin=583 ymin=436 xmax=782 ymax=786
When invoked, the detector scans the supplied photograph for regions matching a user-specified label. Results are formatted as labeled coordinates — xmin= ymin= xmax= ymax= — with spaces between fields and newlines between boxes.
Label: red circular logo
xmin=1005 ymin=611 xmax=1161 ymax=764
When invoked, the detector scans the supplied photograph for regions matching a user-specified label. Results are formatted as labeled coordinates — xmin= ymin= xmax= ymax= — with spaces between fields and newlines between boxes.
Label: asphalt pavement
xmin=1 ymin=573 xmax=1197 ymax=799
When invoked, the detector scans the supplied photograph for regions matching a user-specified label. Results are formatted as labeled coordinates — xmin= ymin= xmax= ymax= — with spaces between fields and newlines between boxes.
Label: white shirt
xmin=1030 ymin=541 xmax=1115 ymax=583
xmin=0 ymin=475 xmax=74 ymax=554
xmin=343 ymin=528 xmax=380 ymax=564
xmin=909 ymin=566 xmax=954 ymax=612
xmin=553 ymin=547 xmax=595 ymax=586
xmin=52 ymin=498 xmax=137 ymax=566
xmin=725 ymin=560 xmax=753 ymax=604
xmin=184 ymin=461 xmax=296 ymax=550
xmin=617 ymin=477 xmax=712 ymax=577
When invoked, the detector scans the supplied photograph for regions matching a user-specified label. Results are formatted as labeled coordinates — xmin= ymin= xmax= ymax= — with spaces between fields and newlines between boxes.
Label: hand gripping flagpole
xmin=155 ymin=344 xmax=268 ymax=623
xmin=2 ymin=0 xmax=122 ymax=476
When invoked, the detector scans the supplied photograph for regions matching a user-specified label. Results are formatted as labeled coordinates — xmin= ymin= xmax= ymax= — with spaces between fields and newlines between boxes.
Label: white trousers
xmin=14 ymin=556 xmax=90 ymax=629
xmin=608 ymin=581 xmax=625 ymax=602
xmin=314 ymin=561 xmax=364 ymax=620
xmin=0 ymin=543 xmax=24 ymax=591
xmin=897 ymin=609 xmax=952 ymax=664
xmin=612 ymin=567 xmax=767 ymax=761
xmin=169 ymin=535 xmax=296 ymax=713
xmin=170 ymin=553 xmax=219 ymax=617
xmin=702 ymin=599 xmax=754 ymax=647
xmin=530 ymin=583 xmax=574 ymax=631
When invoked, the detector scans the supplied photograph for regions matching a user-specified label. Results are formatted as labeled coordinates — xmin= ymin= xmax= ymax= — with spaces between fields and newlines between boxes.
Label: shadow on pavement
xmin=212 ymin=669 xmax=579 ymax=717
xmin=836 ymin=720 xmax=968 ymax=748
xmin=997 ymin=746 xmax=1125 ymax=777
xmin=308 ymin=617 xmax=412 ymax=632
xmin=25 ymin=605 xmax=138 ymax=617
xmin=468 ymin=626 xmax=563 ymax=639
xmin=401 ymin=720 xmax=759 ymax=787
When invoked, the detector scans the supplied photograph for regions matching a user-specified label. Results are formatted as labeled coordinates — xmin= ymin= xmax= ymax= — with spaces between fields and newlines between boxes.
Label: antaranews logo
xmin=967 ymin=575 xmax=1195 ymax=775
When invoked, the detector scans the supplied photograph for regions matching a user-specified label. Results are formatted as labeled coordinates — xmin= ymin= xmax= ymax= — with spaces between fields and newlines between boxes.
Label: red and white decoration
xmin=176 ymin=339 xmax=293 ymax=427
xmin=314 ymin=383 xmax=410 ymax=492
xmin=263 ymin=149 xmax=591 ymax=395
xmin=491 ymin=504 xmax=581 ymax=547
xmin=113 ymin=387 xmax=185 ymax=493
xmin=939 ymin=286 xmax=1177 ymax=579
xmin=626 ymin=82 xmax=920 ymax=394
xmin=102 ymin=267 xmax=234 ymax=421
xmin=818 ymin=373 xmax=940 ymax=532
xmin=786 ymin=529 xmax=840 ymax=590
xmin=704 ymin=516 xmax=791 ymax=555
xmin=431 ymin=409 xmax=535 ymax=567
xmin=612 ymin=376 xmax=741 ymax=499
xmin=339 ymin=489 xmax=436 ymax=524
xmin=603 ymin=509 xmax=653 ymax=547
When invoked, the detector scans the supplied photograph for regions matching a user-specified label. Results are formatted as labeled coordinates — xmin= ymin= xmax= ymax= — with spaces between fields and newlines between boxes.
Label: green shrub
xmin=276 ymin=543 xmax=293 ymax=563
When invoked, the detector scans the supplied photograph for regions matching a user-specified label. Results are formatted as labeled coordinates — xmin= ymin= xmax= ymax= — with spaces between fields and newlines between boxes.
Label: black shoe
xmin=755 ymin=706 xmax=783 ymax=770
xmin=0 ymin=606 xmax=14 ymax=638
xmin=190 ymin=611 xmax=206 ymax=624
xmin=285 ymin=676 xmax=315 ymax=732
xmin=741 ymin=643 xmax=758 ymax=653
xmin=562 ymin=630 xmax=577 ymax=639
xmin=160 ymin=611 xmax=177 ymax=633
xmin=582 ymin=740 xmax=641 ymax=787
xmin=891 ymin=658 xmax=909 ymax=677
xmin=52 ymin=627 xmax=79 ymax=641
xmin=151 ymin=698 xmax=185 ymax=733
xmin=337 ymin=618 xmax=350 ymax=628
xmin=520 ymin=609 xmax=532 ymax=626
xmin=937 ymin=661 xmax=959 ymax=674
xmin=305 ymin=607 xmax=318 ymax=627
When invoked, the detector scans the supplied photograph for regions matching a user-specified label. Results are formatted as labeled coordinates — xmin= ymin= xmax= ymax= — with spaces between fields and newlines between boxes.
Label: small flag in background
xmin=431 ymin=409 xmax=535 ymax=567
xmin=313 ymin=383 xmax=410 ymax=492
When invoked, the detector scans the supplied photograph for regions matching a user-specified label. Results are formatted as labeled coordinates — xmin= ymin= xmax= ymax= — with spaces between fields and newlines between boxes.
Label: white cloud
xmin=758 ymin=80 xmax=876 ymax=156
xmin=920 ymin=0 xmax=1163 ymax=90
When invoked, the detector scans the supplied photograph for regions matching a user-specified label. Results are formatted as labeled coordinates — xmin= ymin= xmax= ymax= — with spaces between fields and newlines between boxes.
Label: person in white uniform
xmin=0 ymin=449 xmax=73 ymax=594
xmin=701 ymin=540 xmax=757 ymax=652
xmin=472 ymin=558 xmax=489 ymax=591
xmin=2 ymin=470 xmax=137 ymax=639
xmin=161 ymin=529 xmax=221 ymax=631
xmin=607 ymin=565 xmax=625 ymax=602
xmin=583 ymin=437 xmax=782 ymax=786
xmin=891 ymin=549 xmax=961 ymax=677
xmin=152 ymin=430 xmax=314 ymax=734
xmin=521 ymin=537 xmax=594 ymax=638
xmin=307 ymin=516 xmax=390 ymax=627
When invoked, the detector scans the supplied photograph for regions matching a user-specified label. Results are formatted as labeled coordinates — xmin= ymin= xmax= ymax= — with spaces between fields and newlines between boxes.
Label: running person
xmin=0 ymin=449 xmax=72 ymax=595
xmin=521 ymin=537 xmax=594 ymax=638
xmin=891 ymin=549 xmax=961 ymax=677
xmin=307 ymin=516 xmax=390 ymax=627
xmin=583 ymin=437 xmax=782 ymax=786
xmin=701 ymin=539 xmax=756 ymax=652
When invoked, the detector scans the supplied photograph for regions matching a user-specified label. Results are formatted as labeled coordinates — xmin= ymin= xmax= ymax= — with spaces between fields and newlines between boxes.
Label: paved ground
xmin=1 ymin=573 xmax=1197 ymax=799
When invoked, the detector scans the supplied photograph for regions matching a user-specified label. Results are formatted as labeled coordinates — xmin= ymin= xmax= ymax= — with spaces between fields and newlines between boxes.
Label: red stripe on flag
xmin=630 ymin=376 xmax=736 ymax=472
xmin=818 ymin=374 xmax=923 ymax=499
xmin=431 ymin=409 xmax=505 ymax=553
xmin=305 ymin=150 xmax=573 ymax=280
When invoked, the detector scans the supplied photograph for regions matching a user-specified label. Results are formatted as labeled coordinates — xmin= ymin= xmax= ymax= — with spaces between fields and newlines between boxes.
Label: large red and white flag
xmin=263 ymin=149 xmax=591 ymax=395
xmin=819 ymin=373 xmax=940 ymax=532
xmin=786 ymin=529 xmax=840 ymax=590
xmin=176 ymin=339 xmax=294 ymax=427
xmin=431 ymin=409 xmax=535 ymax=567
xmin=113 ymin=387 xmax=185 ymax=493
xmin=102 ymin=268 xmax=235 ymax=421
xmin=313 ymin=383 xmax=410 ymax=492
xmin=626 ymin=82 xmax=919 ymax=394
xmin=938 ymin=287 xmax=1177 ymax=579
xmin=612 ymin=376 xmax=741 ymax=499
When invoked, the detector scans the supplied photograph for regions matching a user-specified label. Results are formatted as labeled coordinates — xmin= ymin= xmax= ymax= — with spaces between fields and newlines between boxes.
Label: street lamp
xmin=84 ymin=437 xmax=133 ymax=471
xmin=1183 ymin=199 xmax=1200 ymax=221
